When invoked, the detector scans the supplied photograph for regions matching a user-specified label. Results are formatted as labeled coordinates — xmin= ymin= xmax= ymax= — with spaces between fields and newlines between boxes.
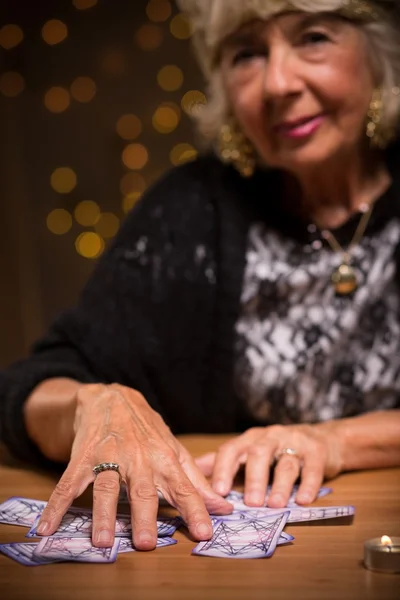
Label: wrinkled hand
xmin=37 ymin=383 xmax=232 ymax=549
xmin=195 ymin=424 xmax=343 ymax=508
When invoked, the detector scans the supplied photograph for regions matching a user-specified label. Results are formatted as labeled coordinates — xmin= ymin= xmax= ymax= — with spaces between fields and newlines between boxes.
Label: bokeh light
xmin=44 ymin=86 xmax=71 ymax=113
xmin=157 ymin=65 xmax=183 ymax=91
xmin=75 ymin=232 xmax=105 ymax=259
xmin=0 ymin=72 xmax=25 ymax=97
xmin=0 ymin=25 xmax=24 ymax=49
xmin=181 ymin=90 xmax=207 ymax=116
xmin=146 ymin=0 xmax=172 ymax=22
xmin=122 ymin=144 xmax=149 ymax=170
xmin=152 ymin=102 xmax=181 ymax=134
xmin=94 ymin=213 xmax=120 ymax=238
xmin=120 ymin=172 xmax=147 ymax=196
xmin=74 ymin=200 xmax=100 ymax=226
xmin=170 ymin=143 xmax=198 ymax=165
xmin=51 ymin=167 xmax=77 ymax=193
xmin=47 ymin=209 xmax=73 ymax=235
xmin=116 ymin=114 xmax=142 ymax=140
xmin=135 ymin=24 xmax=163 ymax=51
xmin=41 ymin=20 xmax=68 ymax=45
xmin=170 ymin=13 xmax=192 ymax=39
xmin=70 ymin=77 xmax=97 ymax=103
xmin=73 ymin=0 xmax=98 ymax=9
xmin=123 ymin=192 xmax=142 ymax=214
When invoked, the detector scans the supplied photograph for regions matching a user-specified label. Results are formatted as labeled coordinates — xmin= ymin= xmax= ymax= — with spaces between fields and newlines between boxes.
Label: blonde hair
xmin=177 ymin=0 xmax=400 ymax=148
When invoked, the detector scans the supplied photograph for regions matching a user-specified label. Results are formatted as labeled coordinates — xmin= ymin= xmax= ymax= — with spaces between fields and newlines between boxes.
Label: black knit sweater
xmin=1 ymin=151 xmax=400 ymax=466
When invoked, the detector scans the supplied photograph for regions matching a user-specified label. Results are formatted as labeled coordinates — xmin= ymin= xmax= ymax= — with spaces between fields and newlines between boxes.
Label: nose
xmin=262 ymin=48 xmax=303 ymax=100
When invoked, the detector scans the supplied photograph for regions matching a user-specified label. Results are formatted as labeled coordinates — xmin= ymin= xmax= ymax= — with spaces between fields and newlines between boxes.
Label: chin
xmin=261 ymin=140 xmax=342 ymax=172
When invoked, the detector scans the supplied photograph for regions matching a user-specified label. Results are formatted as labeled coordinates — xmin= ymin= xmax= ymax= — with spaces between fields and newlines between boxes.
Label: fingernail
xmin=96 ymin=530 xmax=112 ymax=544
xmin=214 ymin=481 xmax=227 ymax=495
xmin=297 ymin=493 xmax=312 ymax=504
xmin=196 ymin=523 xmax=212 ymax=539
xmin=268 ymin=493 xmax=284 ymax=506
xmin=246 ymin=493 xmax=263 ymax=506
xmin=138 ymin=531 xmax=154 ymax=547
xmin=37 ymin=521 xmax=50 ymax=535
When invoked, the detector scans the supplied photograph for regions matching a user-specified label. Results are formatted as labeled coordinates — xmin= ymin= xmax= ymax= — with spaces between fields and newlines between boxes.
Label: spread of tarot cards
xmin=0 ymin=486 xmax=354 ymax=564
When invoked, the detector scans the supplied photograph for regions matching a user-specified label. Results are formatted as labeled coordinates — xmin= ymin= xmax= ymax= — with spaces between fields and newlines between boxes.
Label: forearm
xmin=23 ymin=378 xmax=82 ymax=463
xmin=318 ymin=410 xmax=400 ymax=472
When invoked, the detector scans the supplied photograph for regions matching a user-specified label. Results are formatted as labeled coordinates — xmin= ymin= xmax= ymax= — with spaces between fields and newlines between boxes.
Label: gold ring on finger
xmin=274 ymin=448 xmax=301 ymax=462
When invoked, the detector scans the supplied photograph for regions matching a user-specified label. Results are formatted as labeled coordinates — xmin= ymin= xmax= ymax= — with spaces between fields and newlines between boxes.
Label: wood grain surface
xmin=1 ymin=435 xmax=399 ymax=600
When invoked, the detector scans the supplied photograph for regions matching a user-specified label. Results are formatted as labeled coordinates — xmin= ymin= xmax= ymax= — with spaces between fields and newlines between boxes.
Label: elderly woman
xmin=1 ymin=0 xmax=400 ymax=552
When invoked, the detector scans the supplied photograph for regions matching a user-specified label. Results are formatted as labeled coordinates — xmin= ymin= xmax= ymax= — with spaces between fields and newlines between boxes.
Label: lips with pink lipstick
xmin=274 ymin=113 xmax=326 ymax=139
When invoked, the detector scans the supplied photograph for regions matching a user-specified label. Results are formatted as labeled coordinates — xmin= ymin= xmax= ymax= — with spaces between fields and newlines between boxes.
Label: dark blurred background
xmin=0 ymin=0 xmax=205 ymax=368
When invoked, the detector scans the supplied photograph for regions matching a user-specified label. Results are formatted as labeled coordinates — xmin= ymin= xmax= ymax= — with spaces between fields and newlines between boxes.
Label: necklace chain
xmin=319 ymin=202 xmax=375 ymax=264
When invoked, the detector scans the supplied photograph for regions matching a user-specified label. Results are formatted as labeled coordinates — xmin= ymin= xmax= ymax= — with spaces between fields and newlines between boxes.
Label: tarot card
xmin=0 ymin=542 xmax=61 ymax=566
xmin=33 ymin=536 xmax=120 ymax=563
xmin=192 ymin=511 xmax=289 ymax=559
xmin=0 ymin=497 xmax=47 ymax=527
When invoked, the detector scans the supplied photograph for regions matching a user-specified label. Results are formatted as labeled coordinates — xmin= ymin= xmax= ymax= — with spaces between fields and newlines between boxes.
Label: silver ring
xmin=274 ymin=448 xmax=300 ymax=461
xmin=93 ymin=462 xmax=120 ymax=476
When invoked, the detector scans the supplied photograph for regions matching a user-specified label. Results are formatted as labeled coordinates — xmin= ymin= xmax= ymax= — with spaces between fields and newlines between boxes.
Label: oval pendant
xmin=331 ymin=264 xmax=358 ymax=296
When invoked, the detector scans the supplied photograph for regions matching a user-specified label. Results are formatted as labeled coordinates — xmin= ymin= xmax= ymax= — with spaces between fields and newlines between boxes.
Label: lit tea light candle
xmin=364 ymin=535 xmax=400 ymax=573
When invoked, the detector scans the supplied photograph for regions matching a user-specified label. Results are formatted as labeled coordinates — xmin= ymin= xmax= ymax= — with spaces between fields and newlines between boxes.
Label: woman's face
xmin=220 ymin=12 xmax=375 ymax=173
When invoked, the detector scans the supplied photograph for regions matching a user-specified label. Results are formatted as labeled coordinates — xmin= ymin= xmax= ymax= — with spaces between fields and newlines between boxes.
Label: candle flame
xmin=381 ymin=535 xmax=392 ymax=546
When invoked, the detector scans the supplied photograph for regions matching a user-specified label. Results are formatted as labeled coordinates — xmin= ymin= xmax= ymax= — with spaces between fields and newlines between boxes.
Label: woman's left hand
xmin=195 ymin=423 xmax=344 ymax=508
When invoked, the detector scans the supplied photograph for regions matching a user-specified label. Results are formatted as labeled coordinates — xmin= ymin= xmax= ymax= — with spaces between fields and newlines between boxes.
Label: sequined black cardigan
xmin=1 ymin=150 xmax=400 ymax=466
xmin=0 ymin=155 xmax=264 ymax=465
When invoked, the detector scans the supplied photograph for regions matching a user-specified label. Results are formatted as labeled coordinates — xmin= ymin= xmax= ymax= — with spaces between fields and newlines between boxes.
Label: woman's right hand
xmin=36 ymin=383 xmax=233 ymax=550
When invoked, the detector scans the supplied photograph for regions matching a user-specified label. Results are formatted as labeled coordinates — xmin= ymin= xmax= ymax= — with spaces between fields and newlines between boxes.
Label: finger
xmin=92 ymin=470 xmax=120 ymax=547
xmin=295 ymin=455 xmax=325 ymax=505
xmin=179 ymin=449 xmax=233 ymax=516
xmin=194 ymin=452 xmax=216 ymax=477
xmin=244 ymin=441 xmax=275 ymax=507
xmin=37 ymin=464 xmax=92 ymax=535
xmin=211 ymin=438 xmax=251 ymax=496
xmin=267 ymin=456 xmax=302 ymax=508
xmin=162 ymin=465 xmax=213 ymax=541
xmin=128 ymin=475 xmax=159 ymax=551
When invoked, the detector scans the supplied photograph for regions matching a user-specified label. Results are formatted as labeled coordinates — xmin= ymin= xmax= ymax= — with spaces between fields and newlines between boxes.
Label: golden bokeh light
xmin=0 ymin=72 xmax=25 ymax=97
xmin=170 ymin=143 xmax=198 ymax=166
xmin=75 ymin=232 xmax=105 ymax=259
xmin=0 ymin=24 xmax=24 ymax=50
xmin=94 ymin=213 xmax=120 ymax=238
xmin=120 ymin=172 xmax=147 ymax=196
xmin=157 ymin=65 xmax=183 ymax=91
xmin=123 ymin=192 xmax=143 ymax=214
xmin=116 ymin=114 xmax=142 ymax=140
xmin=42 ymin=20 xmax=68 ymax=45
xmin=51 ymin=167 xmax=77 ymax=194
xmin=170 ymin=13 xmax=192 ymax=39
xmin=181 ymin=90 xmax=207 ymax=116
xmin=74 ymin=200 xmax=100 ymax=226
xmin=73 ymin=0 xmax=98 ymax=9
xmin=122 ymin=144 xmax=149 ymax=170
xmin=152 ymin=102 xmax=181 ymax=134
xmin=100 ymin=49 xmax=126 ymax=77
xmin=135 ymin=24 xmax=163 ymax=51
xmin=47 ymin=209 xmax=73 ymax=235
xmin=70 ymin=77 xmax=97 ymax=103
xmin=146 ymin=0 xmax=172 ymax=22
xmin=44 ymin=86 xmax=71 ymax=113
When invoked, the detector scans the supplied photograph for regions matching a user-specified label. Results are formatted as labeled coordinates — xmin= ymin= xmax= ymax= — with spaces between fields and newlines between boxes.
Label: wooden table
xmin=1 ymin=435 xmax=399 ymax=600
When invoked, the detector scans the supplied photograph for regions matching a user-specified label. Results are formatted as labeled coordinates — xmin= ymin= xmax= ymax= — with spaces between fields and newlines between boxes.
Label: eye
xmin=301 ymin=30 xmax=330 ymax=45
xmin=232 ymin=48 xmax=265 ymax=66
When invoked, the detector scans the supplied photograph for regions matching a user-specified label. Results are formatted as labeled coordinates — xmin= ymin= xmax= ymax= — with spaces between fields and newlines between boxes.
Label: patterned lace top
xmin=234 ymin=190 xmax=400 ymax=424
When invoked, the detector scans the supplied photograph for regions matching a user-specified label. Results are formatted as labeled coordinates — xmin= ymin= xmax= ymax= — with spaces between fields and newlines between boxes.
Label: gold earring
xmin=218 ymin=120 xmax=256 ymax=178
xmin=366 ymin=87 xmax=396 ymax=150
